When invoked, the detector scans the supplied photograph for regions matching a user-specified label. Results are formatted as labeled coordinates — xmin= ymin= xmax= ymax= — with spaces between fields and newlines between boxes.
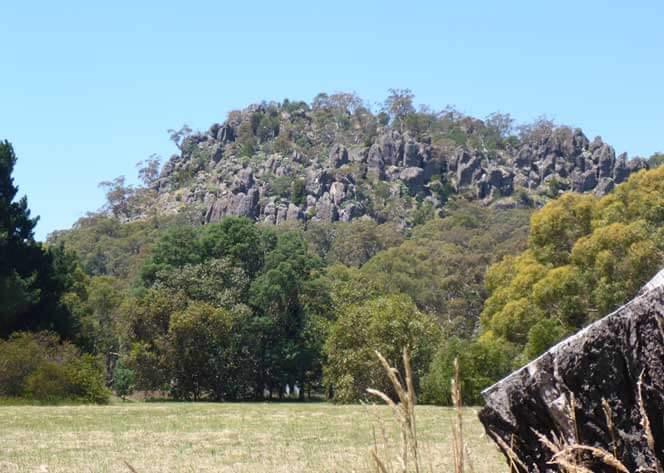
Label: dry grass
xmin=0 ymin=401 xmax=505 ymax=472
xmin=528 ymin=385 xmax=660 ymax=473
xmin=366 ymin=351 xmax=479 ymax=473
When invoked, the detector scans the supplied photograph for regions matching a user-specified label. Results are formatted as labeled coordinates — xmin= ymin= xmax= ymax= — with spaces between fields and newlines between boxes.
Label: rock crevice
xmin=479 ymin=269 xmax=664 ymax=472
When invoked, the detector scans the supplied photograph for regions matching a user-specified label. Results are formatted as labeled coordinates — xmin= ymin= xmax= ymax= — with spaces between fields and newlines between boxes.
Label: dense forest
xmin=2 ymin=92 xmax=663 ymax=404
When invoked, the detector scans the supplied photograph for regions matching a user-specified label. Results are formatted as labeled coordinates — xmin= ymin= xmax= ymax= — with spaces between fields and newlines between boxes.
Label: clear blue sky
xmin=2 ymin=0 xmax=663 ymax=240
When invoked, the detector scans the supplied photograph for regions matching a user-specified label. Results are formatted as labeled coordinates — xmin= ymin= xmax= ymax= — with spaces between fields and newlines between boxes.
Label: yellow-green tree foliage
xmin=323 ymin=294 xmax=440 ymax=402
xmin=481 ymin=166 xmax=664 ymax=364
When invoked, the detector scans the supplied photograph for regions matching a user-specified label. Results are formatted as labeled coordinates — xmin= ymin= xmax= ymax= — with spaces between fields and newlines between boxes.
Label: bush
xmin=420 ymin=335 xmax=517 ymax=406
xmin=0 ymin=332 xmax=109 ymax=404
xmin=24 ymin=363 xmax=70 ymax=401
xmin=0 ymin=332 xmax=52 ymax=396
xmin=67 ymin=355 xmax=109 ymax=404
xmin=113 ymin=360 xmax=135 ymax=400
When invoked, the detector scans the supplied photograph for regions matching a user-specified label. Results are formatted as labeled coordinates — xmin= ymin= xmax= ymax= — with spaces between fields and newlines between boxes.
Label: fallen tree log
xmin=479 ymin=269 xmax=664 ymax=472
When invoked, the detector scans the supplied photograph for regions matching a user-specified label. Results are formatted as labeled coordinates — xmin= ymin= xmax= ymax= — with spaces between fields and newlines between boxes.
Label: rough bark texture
xmin=479 ymin=269 xmax=664 ymax=472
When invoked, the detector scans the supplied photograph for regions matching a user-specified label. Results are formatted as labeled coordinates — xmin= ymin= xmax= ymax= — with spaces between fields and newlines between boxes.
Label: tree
xmin=328 ymin=220 xmax=405 ymax=268
xmin=167 ymin=302 xmax=236 ymax=401
xmin=137 ymin=155 xmax=161 ymax=186
xmin=167 ymin=125 xmax=192 ymax=150
xmin=421 ymin=334 xmax=516 ymax=405
xmin=0 ymin=140 xmax=40 ymax=334
xmin=154 ymin=258 xmax=249 ymax=309
xmin=113 ymin=360 xmax=135 ymax=400
xmin=648 ymin=152 xmax=664 ymax=169
xmin=359 ymin=203 xmax=531 ymax=336
xmin=480 ymin=165 xmax=664 ymax=372
xmin=0 ymin=141 xmax=79 ymax=339
xmin=485 ymin=112 xmax=515 ymax=140
xmin=383 ymin=89 xmax=415 ymax=130
xmin=323 ymin=294 xmax=440 ymax=402
xmin=98 ymin=176 xmax=134 ymax=218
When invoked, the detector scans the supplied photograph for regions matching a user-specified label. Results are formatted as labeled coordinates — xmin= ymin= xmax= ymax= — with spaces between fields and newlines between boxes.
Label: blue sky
xmin=2 ymin=0 xmax=663 ymax=240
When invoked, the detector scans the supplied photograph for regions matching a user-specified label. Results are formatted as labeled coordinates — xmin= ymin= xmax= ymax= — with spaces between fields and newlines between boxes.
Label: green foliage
xmin=49 ymin=213 xmax=186 ymax=279
xmin=323 ymin=294 xmax=440 ymax=402
xmin=0 ymin=141 xmax=82 ymax=340
xmin=0 ymin=332 xmax=108 ymax=403
xmin=360 ymin=203 xmax=531 ymax=336
xmin=268 ymin=175 xmax=294 ymax=199
xmin=124 ymin=219 xmax=330 ymax=400
xmin=155 ymin=259 xmax=249 ymax=308
xmin=411 ymin=200 xmax=436 ymax=226
xmin=421 ymin=335 xmax=517 ymax=405
xmin=113 ymin=360 xmax=135 ymax=400
xmin=237 ymin=121 xmax=257 ymax=157
xmin=481 ymin=165 xmax=664 ymax=376
xmin=325 ymin=220 xmax=405 ymax=268
xmin=290 ymin=178 xmax=306 ymax=206
xmin=647 ymin=152 xmax=664 ymax=168
xmin=167 ymin=302 xmax=240 ymax=401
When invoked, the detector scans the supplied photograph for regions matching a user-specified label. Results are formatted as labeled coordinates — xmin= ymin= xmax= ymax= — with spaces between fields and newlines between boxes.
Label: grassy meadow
xmin=0 ymin=402 xmax=506 ymax=472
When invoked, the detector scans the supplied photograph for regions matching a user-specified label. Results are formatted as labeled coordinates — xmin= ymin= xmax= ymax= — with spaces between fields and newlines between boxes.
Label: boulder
xmin=329 ymin=181 xmax=346 ymax=205
xmin=457 ymin=153 xmax=482 ymax=187
xmin=594 ymin=177 xmax=615 ymax=196
xmin=613 ymin=153 xmax=630 ymax=183
xmin=329 ymin=144 xmax=349 ymax=168
xmin=400 ymin=167 xmax=425 ymax=194
xmin=403 ymin=140 xmax=423 ymax=167
xmin=479 ymin=269 xmax=664 ymax=473
xmin=367 ymin=144 xmax=386 ymax=179
xmin=286 ymin=203 xmax=303 ymax=222
xmin=515 ymin=146 xmax=533 ymax=169
xmin=305 ymin=167 xmax=332 ymax=197
xmin=314 ymin=194 xmax=338 ymax=223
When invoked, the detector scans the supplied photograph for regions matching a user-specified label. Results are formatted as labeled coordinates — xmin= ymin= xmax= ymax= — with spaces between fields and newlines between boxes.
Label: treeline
xmin=3 ymin=138 xmax=664 ymax=404
xmin=46 ymin=203 xmax=531 ymax=402
xmin=0 ymin=141 xmax=108 ymax=403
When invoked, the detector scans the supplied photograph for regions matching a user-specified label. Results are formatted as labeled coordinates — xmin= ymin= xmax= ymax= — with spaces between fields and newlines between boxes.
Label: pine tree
xmin=0 ymin=140 xmax=41 ymax=334
xmin=0 ymin=141 xmax=78 ymax=338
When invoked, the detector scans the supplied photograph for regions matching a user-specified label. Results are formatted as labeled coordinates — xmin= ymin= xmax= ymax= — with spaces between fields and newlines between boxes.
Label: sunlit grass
xmin=0 ymin=402 xmax=506 ymax=472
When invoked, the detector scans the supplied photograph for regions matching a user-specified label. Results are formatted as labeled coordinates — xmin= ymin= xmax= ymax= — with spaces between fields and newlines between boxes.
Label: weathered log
xmin=479 ymin=269 xmax=664 ymax=472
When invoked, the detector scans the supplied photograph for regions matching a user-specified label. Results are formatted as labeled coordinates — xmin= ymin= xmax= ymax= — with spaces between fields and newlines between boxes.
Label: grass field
xmin=0 ymin=402 xmax=507 ymax=472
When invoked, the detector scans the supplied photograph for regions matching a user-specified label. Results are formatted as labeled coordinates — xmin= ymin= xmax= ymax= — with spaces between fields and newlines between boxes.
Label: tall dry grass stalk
xmin=601 ymin=398 xmax=619 ymax=460
xmin=531 ymin=389 xmax=657 ymax=473
xmin=123 ymin=460 xmax=139 ymax=472
xmin=451 ymin=358 xmax=464 ymax=473
xmin=637 ymin=370 xmax=663 ymax=473
xmin=366 ymin=349 xmax=420 ymax=473
xmin=366 ymin=350 xmax=474 ymax=473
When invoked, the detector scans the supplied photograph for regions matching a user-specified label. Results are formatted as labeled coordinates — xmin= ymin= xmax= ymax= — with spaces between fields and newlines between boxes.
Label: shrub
xmin=421 ymin=335 xmax=517 ymax=406
xmin=113 ymin=361 xmax=135 ymax=400
xmin=0 ymin=332 xmax=109 ymax=404
xmin=66 ymin=355 xmax=109 ymax=404
xmin=24 ymin=363 xmax=71 ymax=401
xmin=0 ymin=332 xmax=52 ymax=397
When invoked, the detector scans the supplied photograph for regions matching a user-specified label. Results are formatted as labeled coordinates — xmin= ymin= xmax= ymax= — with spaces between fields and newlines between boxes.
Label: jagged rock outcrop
xmin=150 ymin=103 xmax=649 ymax=226
xmin=479 ymin=269 xmax=664 ymax=472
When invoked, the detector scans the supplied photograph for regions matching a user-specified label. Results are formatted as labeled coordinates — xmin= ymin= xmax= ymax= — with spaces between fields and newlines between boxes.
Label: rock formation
xmin=145 ymin=101 xmax=649 ymax=226
xmin=479 ymin=269 xmax=664 ymax=472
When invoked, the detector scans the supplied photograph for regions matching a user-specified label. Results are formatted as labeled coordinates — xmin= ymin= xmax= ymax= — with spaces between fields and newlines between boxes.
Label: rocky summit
xmin=139 ymin=96 xmax=649 ymax=226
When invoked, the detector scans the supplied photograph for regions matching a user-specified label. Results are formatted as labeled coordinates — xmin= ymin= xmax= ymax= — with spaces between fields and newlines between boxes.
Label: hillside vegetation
xmin=87 ymin=90 xmax=647 ymax=228
xmin=1 ymin=92 xmax=663 ymax=405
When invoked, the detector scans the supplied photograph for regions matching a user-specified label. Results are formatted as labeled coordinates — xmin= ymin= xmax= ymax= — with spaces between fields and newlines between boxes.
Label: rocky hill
xmin=129 ymin=93 xmax=649 ymax=226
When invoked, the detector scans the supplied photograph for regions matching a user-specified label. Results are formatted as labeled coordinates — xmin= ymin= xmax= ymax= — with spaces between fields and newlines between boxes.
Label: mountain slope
xmin=133 ymin=93 xmax=649 ymax=226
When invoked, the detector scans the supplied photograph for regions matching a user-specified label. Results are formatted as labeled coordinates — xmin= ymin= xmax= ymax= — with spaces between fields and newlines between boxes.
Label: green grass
xmin=0 ymin=402 xmax=506 ymax=472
